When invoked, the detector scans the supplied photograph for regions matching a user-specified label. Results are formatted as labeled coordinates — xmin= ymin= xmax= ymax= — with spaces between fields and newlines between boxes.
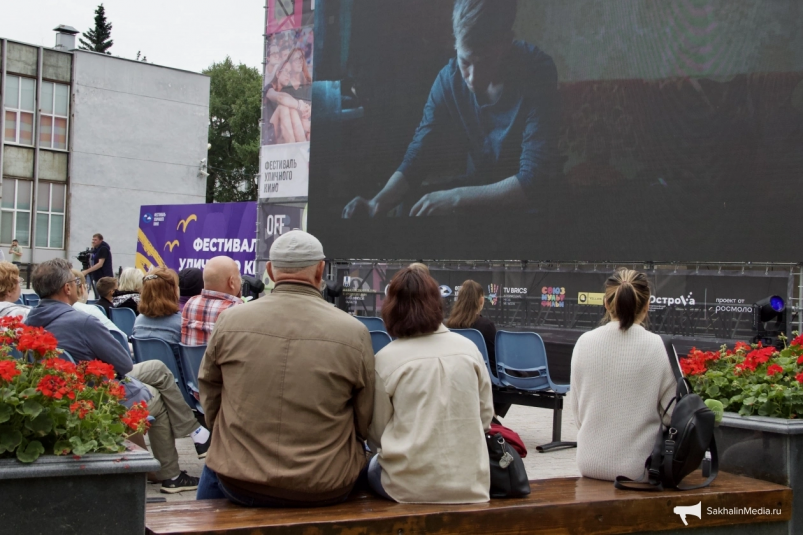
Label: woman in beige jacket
xmin=367 ymin=267 xmax=494 ymax=503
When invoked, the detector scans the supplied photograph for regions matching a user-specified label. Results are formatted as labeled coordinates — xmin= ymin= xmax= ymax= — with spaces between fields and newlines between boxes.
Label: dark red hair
xmin=382 ymin=267 xmax=443 ymax=338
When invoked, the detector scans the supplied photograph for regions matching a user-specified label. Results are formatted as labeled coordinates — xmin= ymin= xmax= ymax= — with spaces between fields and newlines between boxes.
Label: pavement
xmin=145 ymin=400 xmax=580 ymax=503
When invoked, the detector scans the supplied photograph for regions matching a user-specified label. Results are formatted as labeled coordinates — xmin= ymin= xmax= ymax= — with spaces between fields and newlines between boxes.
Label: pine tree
xmin=79 ymin=4 xmax=113 ymax=54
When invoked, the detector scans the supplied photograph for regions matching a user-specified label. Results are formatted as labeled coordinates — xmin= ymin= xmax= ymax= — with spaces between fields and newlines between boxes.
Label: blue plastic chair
xmin=109 ymin=329 xmax=132 ymax=359
xmin=354 ymin=316 xmax=386 ymax=332
xmin=87 ymin=299 xmax=98 ymax=305
xmin=131 ymin=337 xmax=196 ymax=409
xmin=22 ymin=294 xmax=39 ymax=307
xmin=494 ymin=331 xmax=569 ymax=394
xmin=178 ymin=344 xmax=207 ymax=413
xmin=450 ymin=328 xmax=503 ymax=387
xmin=13 ymin=298 xmax=23 ymax=305
xmin=110 ymin=308 xmax=136 ymax=338
xmin=369 ymin=331 xmax=392 ymax=354
xmin=93 ymin=304 xmax=107 ymax=316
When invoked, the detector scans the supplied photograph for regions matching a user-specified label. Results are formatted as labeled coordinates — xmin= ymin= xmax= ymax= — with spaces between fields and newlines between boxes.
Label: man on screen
xmin=342 ymin=0 xmax=559 ymax=218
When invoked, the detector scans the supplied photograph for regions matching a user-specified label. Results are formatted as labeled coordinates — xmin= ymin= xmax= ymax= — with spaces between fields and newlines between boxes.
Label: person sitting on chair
xmin=0 ymin=262 xmax=30 ymax=319
xmin=25 ymin=259 xmax=211 ymax=494
xmin=95 ymin=276 xmax=117 ymax=318
xmin=181 ymin=257 xmax=243 ymax=346
xmin=70 ymin=268 xmax=124 ymax=336
xmin=133 ymin=268 xmax=182 ymax=347
xmin=113 ymin=268 xmax=143 ymax=315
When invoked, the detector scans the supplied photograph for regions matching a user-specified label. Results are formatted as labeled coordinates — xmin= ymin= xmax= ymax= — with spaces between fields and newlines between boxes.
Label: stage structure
xmin=257 ymin=0 xmax=803 ymax=340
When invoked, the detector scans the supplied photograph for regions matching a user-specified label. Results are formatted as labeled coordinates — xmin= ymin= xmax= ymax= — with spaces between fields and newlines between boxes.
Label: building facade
xmin=0 ymin=31 xmax=209 ymax=271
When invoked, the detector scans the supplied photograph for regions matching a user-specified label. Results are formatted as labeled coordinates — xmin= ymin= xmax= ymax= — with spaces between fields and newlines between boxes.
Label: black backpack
xmin=615 ymin=339 xmax=718 ymax=491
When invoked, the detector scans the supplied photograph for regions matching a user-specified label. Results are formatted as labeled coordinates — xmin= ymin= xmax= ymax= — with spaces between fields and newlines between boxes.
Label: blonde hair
xmin=445 ymin=280 xmax=484 ymax=329
xmin=602 ymin=269 xmax=651 ymax=331
xmin=118 ymin=268 xmax=144 ymax=292
xmin=70 ymin=269 xmax=88 ymax=303
xmin=0 ymin=262 xmax=20 ymax=300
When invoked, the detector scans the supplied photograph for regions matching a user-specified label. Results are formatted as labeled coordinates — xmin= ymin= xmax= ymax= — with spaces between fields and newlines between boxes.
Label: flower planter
xmin=0 ymin=441 xmax=160 ymax=535
xmin=716 ymin=412 xmax=803 ymax=535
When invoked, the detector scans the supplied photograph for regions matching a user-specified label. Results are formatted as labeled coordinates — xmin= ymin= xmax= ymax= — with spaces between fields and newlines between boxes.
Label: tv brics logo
xmin=487 ymin=284 xmax=499 ymax=306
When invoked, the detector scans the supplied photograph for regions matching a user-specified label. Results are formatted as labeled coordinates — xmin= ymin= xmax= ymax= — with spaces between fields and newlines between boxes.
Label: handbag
xmin=490 ymin=420 xmax=528 ymax=457
xmin=487 ymin=432 xmax=530 ymax=498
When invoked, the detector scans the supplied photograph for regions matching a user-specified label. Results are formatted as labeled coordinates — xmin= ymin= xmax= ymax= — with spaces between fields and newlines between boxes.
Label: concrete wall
xmin=68 ymin=51 xmax=209 ymax=271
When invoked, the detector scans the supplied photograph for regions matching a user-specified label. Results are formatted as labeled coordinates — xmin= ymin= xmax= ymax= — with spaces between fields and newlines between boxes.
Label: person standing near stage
xmin=570 ymin=269 xmax=676 ymax=482
xmin=8 ymin=239 xmax=22 ymax=266
xmin=81 ymin=233 xmax=114 ymax=284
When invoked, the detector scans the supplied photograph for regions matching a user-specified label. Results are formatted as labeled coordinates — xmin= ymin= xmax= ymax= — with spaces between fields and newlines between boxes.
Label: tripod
xmin=84 ymin=274 xmax=99 ymax=300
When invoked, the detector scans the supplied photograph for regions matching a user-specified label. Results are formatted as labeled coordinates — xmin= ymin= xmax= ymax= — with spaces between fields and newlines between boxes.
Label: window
xmin=4 ymin=76 xmax=35 ymax=146
xmin=35 ymin=183 xmax=66 ymax=249
xmin=39 ymin=82 xmax=69 ymax=150
xmin=0 ymin=179 xmax=32 ymax=246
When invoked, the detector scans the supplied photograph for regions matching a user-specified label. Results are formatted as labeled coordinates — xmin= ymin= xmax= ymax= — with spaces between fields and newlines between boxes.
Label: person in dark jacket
xmin=96 ymin=277 xmax=117 ymax=318
xmin=445 ymin=280 xmax=497 ymax=370
xmin=81 ymin=233 xmax=114 ymax=283
xmin=25 ymin=259 xmax=210 ymax=494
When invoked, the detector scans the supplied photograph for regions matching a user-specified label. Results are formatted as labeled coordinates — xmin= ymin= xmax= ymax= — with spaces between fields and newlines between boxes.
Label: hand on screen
xmin=409 ymin=190 xmax=460 ymax=217
xmin=342 ymin=197 xmax=378 ymax=218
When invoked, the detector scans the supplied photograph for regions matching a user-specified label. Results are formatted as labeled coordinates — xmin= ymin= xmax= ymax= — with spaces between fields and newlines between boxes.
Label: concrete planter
xmin=0 ymin=441 xmax=160 ymax=535
xmin=716 ymin=413 xmax=803 ymax=535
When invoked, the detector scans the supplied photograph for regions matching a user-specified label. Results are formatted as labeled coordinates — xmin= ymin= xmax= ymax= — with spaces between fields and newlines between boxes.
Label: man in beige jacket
xmin=197 ymin=230 xmax=375 ymax=506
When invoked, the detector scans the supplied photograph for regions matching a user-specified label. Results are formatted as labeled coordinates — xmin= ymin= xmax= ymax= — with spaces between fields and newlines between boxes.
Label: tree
xmin=203 ymin=57 xmax=261 ymax=202
xmin=136 ymin=51 xmax=148 ymax=62
xmin=79 ymin=4 xmax=113 ymax=54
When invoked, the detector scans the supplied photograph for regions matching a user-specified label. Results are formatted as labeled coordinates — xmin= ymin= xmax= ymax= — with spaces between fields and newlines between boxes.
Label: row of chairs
xmin=129 ymin=338 xmax=207 ymax=414
xmin=359 ymin=316 xmax=567 ymax=396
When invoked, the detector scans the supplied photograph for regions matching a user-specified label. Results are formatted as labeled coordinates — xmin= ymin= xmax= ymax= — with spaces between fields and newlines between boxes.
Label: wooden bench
xmin=145 ymin=472 xmax=791 ymax=535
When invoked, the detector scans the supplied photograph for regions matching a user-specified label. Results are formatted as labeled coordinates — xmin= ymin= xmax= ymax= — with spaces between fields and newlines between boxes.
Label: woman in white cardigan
xmin=570 ymin=269 xmax=676 ymax=481
xmin=368 ymin=267 xmax=494 ymax=504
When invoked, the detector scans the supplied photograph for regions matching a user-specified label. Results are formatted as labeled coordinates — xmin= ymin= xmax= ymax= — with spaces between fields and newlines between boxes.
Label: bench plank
xmin=146 ymin=472 xmax=791 ymax=535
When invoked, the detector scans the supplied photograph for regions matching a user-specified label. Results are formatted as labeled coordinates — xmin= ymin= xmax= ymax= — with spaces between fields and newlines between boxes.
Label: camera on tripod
xmin=76 ymin=248 xmax=92 ymax=270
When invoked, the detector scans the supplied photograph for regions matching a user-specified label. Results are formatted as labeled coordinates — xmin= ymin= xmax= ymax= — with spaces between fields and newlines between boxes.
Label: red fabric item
xmin=490 ymin=422 xmax=527 ymax=458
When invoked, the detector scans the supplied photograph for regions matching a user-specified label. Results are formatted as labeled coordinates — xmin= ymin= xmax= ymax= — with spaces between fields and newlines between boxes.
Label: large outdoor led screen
xmin=308 ymin=0 xmax=803 ymax=262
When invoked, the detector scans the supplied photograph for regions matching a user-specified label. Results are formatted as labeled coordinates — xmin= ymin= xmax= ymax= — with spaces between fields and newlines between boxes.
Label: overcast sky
xmin=1 ymin=0 xmax=265 ymax=73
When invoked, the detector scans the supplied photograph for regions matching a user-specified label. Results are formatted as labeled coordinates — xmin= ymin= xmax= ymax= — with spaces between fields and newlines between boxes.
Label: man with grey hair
xmin=197 ymin=230 xmax=375 ymax=507
xmin=25 ymin=259 xmax=211 ymax=494
xmin=343 ymin=0 xmax=559 ymax=218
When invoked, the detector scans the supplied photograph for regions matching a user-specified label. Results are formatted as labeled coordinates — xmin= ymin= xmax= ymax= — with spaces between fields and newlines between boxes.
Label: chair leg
xmin=536 ymin=397 xmax=577 ymax=453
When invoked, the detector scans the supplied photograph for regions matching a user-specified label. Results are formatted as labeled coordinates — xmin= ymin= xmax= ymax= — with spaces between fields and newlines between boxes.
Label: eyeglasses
xmin=70 ymin=277 xmax=82 ymax=287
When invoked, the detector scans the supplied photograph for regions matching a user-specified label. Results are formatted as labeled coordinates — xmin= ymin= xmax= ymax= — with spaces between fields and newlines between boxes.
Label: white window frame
xmin=34 ymin=182 xmax=66 ymax=250
xmin=3 ymin=75 xmax=36 ymax=147
xmin=38 ymin=81 xmax=70 ymax=151
xmin=0 ymin=179 xmax=33 ymax=247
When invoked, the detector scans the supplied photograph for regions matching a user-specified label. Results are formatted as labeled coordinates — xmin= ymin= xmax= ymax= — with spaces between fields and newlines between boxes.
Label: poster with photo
xmin=266 ymin=0 xmax=315 ymax=34
xmin=262 ymin=26 xmax=314 ymax=146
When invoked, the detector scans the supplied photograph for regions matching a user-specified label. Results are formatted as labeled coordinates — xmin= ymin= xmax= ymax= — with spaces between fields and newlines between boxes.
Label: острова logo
xmin=673 ymin=502 xmax=701 ymax=526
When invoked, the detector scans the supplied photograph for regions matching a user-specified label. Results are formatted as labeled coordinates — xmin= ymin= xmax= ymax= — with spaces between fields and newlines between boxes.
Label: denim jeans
xmin=197 ymin=465 xmax=352 ymax=507
xmin=367 ymin=456 xmax=394 ymax=501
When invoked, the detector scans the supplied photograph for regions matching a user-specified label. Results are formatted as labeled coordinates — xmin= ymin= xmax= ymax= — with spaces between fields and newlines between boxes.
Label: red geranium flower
xmin=44 ymin=358 xmax=77 ymax=375
xmin=791 ymin=334 xmax=803 ymax=347
xmin=767 ymin=364 xmax=784 ymax=376
xmin=84 ymin=361 xmax=116 ymax=381
xmin=734 ymin=341 xmax=752 ymax=352
xmin=16 ymin=326 xmax=58 ymax=355
xmin=121 ymin=402 xmax=150 ymax=431
xmin=69 ymin=400 xmax=95 ymax=419
xmin=107 ymin=381 xmax=126 ymax=400
xmin=0 ymin=315 xmax=23 ymax=330
xmin=796 ymin=372 xmax=803 ymax=384
xmin=36 ymin=374 xmax=74 ymax=399
xmin=0 ymin=360 xmax=20 ymax=382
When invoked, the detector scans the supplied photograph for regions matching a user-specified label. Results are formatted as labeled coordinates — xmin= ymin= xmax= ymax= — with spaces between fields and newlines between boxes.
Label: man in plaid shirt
xmin=181 ymin=257 xmax=243 ymax=346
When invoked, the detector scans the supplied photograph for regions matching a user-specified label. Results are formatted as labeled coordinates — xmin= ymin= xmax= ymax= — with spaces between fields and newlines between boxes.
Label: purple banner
xmin=137 ymin=202 xmax=257 ymax=276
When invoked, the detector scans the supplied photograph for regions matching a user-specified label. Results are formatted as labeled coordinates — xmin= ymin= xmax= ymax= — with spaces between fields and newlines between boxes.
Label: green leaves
xmin=0 ymin=430 xmax=22 ymax=453
xmin=69 ymin=436 xmax=98 ymax=456
xmin=0 ymin=403 xmax=12 ymax=424
xmin=20 ymin=399 xmax=43 ymax=418
xmin=16 ymin=440 xmax=45 ymax=463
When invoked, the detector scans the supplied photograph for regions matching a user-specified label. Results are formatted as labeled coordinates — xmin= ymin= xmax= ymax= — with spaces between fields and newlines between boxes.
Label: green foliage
xmin=685 ymin=334 xmax=803 ymax=419
xmin=79 ymin=4 xmax=114 ymax=54
xmin=203 ymin=57 xmax=261 ymax=203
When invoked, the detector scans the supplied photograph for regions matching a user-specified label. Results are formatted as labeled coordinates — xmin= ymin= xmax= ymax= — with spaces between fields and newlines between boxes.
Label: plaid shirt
xmin=181 ymin=290 xmax=242 ymax=346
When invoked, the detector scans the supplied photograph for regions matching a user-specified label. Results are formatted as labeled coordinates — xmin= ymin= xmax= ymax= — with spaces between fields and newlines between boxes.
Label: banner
xmin=337 ymin=263 xmax=792 ymax=340
xmin=137 ymin=202 xmax=257 ymax=276
xmin=259 ymin=142 xmax=310 ymax=200
xmin=256 ymin=202 xmax=308 ymax=260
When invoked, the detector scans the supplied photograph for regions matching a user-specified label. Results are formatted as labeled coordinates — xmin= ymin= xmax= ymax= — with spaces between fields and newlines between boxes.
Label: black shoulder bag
xmin=614 ymin=339 xmax=718 ymax=491
xmin=487 ymin=432 xmax=530 ymax=498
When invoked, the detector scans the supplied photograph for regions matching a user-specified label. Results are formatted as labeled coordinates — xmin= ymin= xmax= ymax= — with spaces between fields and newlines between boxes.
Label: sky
xmin=0 ymin=0 xmax=265 ymax=73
